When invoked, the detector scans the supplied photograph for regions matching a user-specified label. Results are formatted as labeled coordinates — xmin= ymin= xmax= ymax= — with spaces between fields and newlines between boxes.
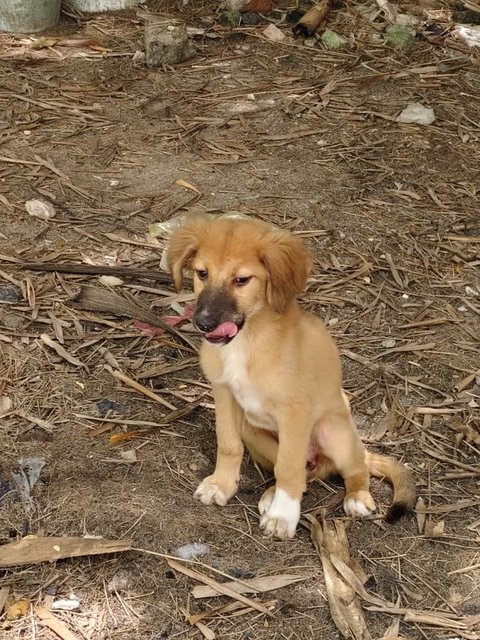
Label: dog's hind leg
xmin=316 ymin=410 xmax=376 ymax=518
xmin=242 ymin=422 xmax=278 ymax=470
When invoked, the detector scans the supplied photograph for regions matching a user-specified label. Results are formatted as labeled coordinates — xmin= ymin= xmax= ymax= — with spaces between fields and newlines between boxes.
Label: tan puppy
xmin=168 ymin=215 xmax=415 ymax=539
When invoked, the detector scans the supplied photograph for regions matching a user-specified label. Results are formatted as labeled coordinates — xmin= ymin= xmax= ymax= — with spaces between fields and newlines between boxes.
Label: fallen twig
xmin=71 ymin=286 xmax=198 ymax=351
xmin=0 ymin=536 xmax=132 ymax=567
xmin=167 ymin=558 xmax=272 ymax=617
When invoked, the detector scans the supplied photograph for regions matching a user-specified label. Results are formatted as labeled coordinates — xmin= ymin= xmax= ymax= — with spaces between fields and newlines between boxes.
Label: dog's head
xmin=168 ymin=215 xmax=312 ymax=345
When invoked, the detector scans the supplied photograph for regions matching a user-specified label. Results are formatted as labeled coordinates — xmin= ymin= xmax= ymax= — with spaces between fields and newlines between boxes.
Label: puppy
xmin=168 ymin=215 xmax=415 ymax=539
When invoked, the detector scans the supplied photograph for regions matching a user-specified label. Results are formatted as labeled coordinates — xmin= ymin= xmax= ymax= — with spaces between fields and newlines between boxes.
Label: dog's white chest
xmin=220 ymin=346 xmax=262 ymax=414
xmin=219 ymin=342 xmax=275 ymax=430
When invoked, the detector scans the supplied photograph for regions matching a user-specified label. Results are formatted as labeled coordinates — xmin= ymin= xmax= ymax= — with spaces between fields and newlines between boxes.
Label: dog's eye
xmin=234 ymin=276 xmax=251 ymax=287
xmin=196 ymin=269 xmax=208 ymax=281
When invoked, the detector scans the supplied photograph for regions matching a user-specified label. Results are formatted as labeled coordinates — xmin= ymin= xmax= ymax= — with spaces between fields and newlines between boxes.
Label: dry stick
xmin=108 ymin=367 xmax=177 ymax=411
xmin=75 ymin=414 xmax=185 ymax=430
xmin=72 ymin=286 xmax=198 ymax=351
xmin=422 ymin=447 xmax=480 ymax=475
xmin=35 ymin=606 xmax=79 ymax=640
xmin=448 ymin=561 xmax=480 ymax=576
xmin=110 ymin=397 xmax=205 ymax=440
xmin=0 ymin=586 xmax=10 ymax=616
xmin=188 ymin=600 xmax=268 ymax=625
xmin=133 ymin=548 xmax=266 ymax=595
xmin=16 ymin=261 xmax=179 ymax=284
xmin=192 ymin=574 xmax=310 ymax=599
xmin=0 ymin=536 xmax=132 ymax=567
xmin=166 ymin=559 xmax=272 ymax=617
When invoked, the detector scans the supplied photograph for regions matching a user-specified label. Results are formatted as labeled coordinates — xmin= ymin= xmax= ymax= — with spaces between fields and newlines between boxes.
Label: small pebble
xmin=381 ymin=339 xmax=396 ymax=348
xmin=229 ymin=567 xmax=255 ymax=579
xmin=320 ymin=29 xmax=347 ymax=50
xmin=96 ymin=399 xmax=124 ymax=417
xmin=108 ymin=567 xmax=136 ymax=593
xmin=241 ymin=12 xmax=261 ymax=25
xmin=384 ymin=24 xmax=416 ymax=49
xmin=0 ymin=285 xmax=21 ymax=303
xmin=396 ymin=102 xmax=435 ymax=126
xmin=218 ymin=11 xmax=241 ymax=27
xmin=99 ymin=275 xmax=123 ymax=287
xmin=119 ymin=449 xmax=137 ymax=464
xmin=144 ymin=23 xmax=196 ymax=68
xmin=173 ymin=542 xmax=210 ymax=560
xmin=1 ymin=313 xmax=26 ymax=330
xmin=0 ymin=395 xmax=12 ymax=417
xmin=51 ymin=597 xmax=80 ymax=611
xmin=25 ymin=198 xmax=56 ymax=220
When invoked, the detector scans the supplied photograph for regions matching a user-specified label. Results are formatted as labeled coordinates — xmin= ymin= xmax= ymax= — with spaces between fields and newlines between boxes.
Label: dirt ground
xmin=0 ymin=1 xmax=479 ymax=639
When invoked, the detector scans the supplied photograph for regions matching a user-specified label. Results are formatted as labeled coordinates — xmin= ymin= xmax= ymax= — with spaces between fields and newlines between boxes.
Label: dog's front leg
xmin=195 ymin=384 xmax=244 ymax=507
xmin=259 ymin=408 xmax=310 ymax=540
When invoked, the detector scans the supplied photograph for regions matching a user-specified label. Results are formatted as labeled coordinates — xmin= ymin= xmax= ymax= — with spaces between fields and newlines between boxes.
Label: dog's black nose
xmin=195 ymin=315 xmax=218 ymax=333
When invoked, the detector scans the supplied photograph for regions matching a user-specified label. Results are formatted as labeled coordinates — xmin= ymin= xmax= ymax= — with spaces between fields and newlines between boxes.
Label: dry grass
xmin=0 ymin=0 xmax=479 ymax=638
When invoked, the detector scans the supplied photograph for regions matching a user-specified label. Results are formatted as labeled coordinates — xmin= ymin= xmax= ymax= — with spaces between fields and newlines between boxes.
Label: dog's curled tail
xmin=366 ymin=453 xmax=416 ymax=523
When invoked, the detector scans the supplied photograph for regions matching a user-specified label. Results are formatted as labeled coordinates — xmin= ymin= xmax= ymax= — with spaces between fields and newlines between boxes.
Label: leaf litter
xmin=0 ymin=0 xmax=479 ymax=639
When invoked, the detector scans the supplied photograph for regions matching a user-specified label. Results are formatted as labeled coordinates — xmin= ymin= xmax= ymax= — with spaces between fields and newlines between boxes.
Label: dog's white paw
xmin=194 ymin=475 xmax=236 ymax=506
xmin=344 ymin=490 xmax=376 ymax=518
xmin=259 ymin=488 xmax=300 ymax=540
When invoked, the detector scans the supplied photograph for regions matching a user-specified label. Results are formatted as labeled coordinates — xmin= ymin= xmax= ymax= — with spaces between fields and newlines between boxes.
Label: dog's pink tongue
xmin=205 ymin=322 xmax=238 ymax=339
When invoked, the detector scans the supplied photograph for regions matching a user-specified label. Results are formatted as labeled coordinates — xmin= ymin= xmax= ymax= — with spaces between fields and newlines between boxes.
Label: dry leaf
xmin=167 ymin=558 xmax=271 ymax=616
xmin=0 ymin=395 xmax=12 ymax=417
xmin=192 ymin=573 xmax=309 ymax=598
xmin=263 ymin=24 xmax=286 ymax=42
xmin=6 ymin=598 xmax=30 ymax=620
xmin=379 ymin=618 xmax=401 ymax=638
xmin=415 ymin=496 xmax=426 ymax=534
xmin=40 ymin=334 xmax=89 ymax=371
xmin=305 ymin=513 xmax=373 ymax=639
xmin=174 ymin=178 xmax=201 ymax=194
xmin=424 ymin=519 xmax=445 ymax=538
xmin=403 ymin=610 xmax=467 ymax=629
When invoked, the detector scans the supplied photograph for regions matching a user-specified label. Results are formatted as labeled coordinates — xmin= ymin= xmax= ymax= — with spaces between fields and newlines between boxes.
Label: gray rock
xmin=144 ymin=23 xmax=196 ymax=68
xmin=1 ymin=312 xmax=26 ymax=329
xmin=241 ymin=12 xmax=261 ymax=25
xmin=0 ymin=285 xmax=21 ymax=303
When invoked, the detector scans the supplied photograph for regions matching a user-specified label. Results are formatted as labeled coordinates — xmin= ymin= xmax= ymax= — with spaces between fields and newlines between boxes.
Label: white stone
xmin=396 ymin=103 xmax=435 ymax=125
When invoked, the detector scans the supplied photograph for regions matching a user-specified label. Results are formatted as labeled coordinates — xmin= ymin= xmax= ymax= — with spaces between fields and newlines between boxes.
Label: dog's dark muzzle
xmin=194 ymin=287 xmax=244 ymax=344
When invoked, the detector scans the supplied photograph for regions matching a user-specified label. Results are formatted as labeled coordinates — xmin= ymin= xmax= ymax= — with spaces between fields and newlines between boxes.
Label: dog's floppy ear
xmin=261 ymin=231 xmax=313 ymax=313
xmin=168 ymin=216 xmax=208 ymax=291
